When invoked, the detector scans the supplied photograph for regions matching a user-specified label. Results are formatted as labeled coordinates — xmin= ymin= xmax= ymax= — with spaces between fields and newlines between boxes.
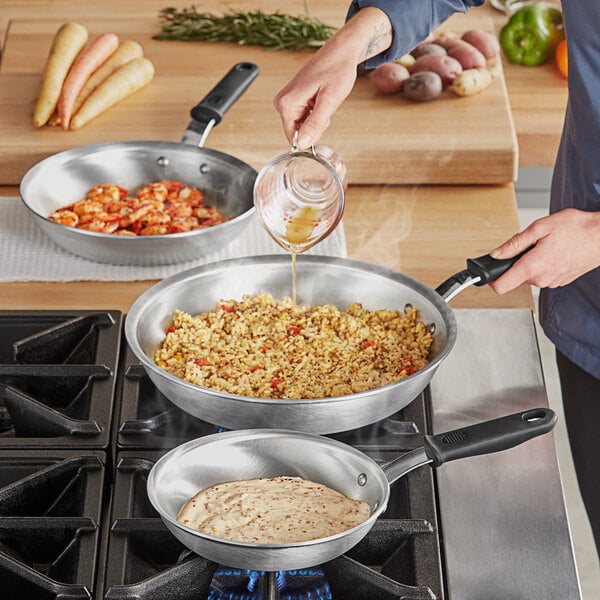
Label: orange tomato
xmin=555 ymin=39 xmax=568 ymax=78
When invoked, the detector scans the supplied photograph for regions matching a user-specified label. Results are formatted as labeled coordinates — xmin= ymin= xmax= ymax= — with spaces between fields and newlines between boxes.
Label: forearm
xmin=326 ymin=7 xmax=393 ymax=66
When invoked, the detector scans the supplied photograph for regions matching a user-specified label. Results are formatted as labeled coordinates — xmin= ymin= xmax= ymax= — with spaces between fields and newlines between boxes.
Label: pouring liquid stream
xmin=284 ymin=206 xmax=320 ymax=304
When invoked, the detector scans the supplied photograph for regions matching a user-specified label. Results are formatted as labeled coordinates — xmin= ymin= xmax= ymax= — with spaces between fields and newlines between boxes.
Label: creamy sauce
xmin=177 ymin=476 xmax=371 ymax=544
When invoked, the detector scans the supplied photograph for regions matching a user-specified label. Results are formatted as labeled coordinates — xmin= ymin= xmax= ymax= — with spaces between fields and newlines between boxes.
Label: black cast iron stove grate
xmin=0 ymin=449 xmax=106 ymax=599
xmin=0 ymin=311 xmax=445 ymax=599
xmin=0 ymin=311 xmax=121 ymax=448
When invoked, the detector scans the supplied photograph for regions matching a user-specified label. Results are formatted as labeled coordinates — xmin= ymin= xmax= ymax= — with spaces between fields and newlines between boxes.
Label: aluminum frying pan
xmin=19 ymin=63 xmax=259 ymax=266
xmin=125 ymin=252 xmax=521 ymax=433
xmin=147 ymin=408 xmax=556 ymax=571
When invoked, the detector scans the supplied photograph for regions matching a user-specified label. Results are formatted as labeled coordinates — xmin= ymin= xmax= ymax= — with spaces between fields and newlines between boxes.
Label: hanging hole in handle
xmin=522 ymin=409 xmax=548 ymax=422
xmin=236 ymin=62 xmax=255 ymax=71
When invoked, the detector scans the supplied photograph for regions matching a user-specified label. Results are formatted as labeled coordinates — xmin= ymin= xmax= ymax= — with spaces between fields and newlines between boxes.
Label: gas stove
xmin=0 ymin=309 xmax=581 ymax=600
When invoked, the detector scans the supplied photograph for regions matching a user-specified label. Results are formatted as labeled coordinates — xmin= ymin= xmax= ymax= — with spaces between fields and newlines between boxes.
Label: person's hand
xmin=489 ymin=208 xmax=600 ymax=294
xmin=273 ymin=47 xmax=357 ymax=149
xmin=274 ymin=6 xmax=393 ymax=149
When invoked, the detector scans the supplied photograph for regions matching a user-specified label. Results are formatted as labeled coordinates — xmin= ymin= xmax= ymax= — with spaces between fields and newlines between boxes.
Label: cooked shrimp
xmin=136 ymin=182 xmax=169 ymax=202
xmin=46 ymin=180 xmax=228 ymax=235
xmin=49 ymin=209 xmax=78 ymax=227
xmin=86 ymin=184 xmax=126 ymax=203
xmin=139 ymin=224 xmax=169 ymax=235
xmin=166 ymin=201 xmax=193 ymax=218
xmin=170 ymin=216 xmax=199 ymax=232
xmin=72 ymin=199 xmax=104 ymax=215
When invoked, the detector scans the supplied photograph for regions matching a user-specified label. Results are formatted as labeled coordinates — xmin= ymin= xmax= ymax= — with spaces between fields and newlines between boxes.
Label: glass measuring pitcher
xmin=253 ymin=136 xmax=347 ymax=253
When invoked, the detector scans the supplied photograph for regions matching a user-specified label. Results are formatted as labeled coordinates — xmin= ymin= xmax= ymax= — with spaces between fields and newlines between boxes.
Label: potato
xmin=370 ymin=62 xmax=410 ymax=94
xmin=486 ymin=54 xmax=503 ymax=79
xmin=411 ymin=43 xmax=447 ymax=59
xmin=395 ymin=54 xmax=416 ymax=69
xmin=461 ymin=29 xmax=500 ymax=59
xmin=403 ymin=71 xmax=443 ymax=102
xmin=411 ymin=53 xmax=462 ymax=87
xmin=447 ymin=40 xmax=487 ymax=69
xmin=433 ymin=32 xmax=461 ymax=50
xmin=451 ymin=67 xmax=493 ymax=96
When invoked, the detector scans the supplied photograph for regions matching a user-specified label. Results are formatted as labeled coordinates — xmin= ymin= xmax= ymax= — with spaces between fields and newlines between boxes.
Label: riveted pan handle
xmin=435 ymin=250 xmax=529 ymax=302
xmin=424 ymin=408 xmax=557 ymax=467
xmin=182 ymin=62 xmax=259 ymax=147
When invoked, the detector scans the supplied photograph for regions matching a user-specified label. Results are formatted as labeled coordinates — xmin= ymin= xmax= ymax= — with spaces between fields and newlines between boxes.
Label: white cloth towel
xmin=0 ymin=197 xmax=347 ymax=282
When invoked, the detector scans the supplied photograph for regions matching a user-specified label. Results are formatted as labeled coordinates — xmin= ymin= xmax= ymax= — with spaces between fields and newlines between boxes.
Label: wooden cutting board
xmin=0 ymin=13 xmax=517 ymax=186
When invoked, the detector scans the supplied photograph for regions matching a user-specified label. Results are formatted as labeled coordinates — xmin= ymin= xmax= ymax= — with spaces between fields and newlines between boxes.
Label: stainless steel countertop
xmin=430 ymin=308 xmax=581 ymax=599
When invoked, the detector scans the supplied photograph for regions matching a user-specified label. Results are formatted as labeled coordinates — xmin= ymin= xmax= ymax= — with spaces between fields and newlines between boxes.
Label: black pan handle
xmin=190 ymin=62 xmax=259 ymax=126
xmin=435 ymin=249 xmax=530 ymax=302
xmin=424 ymin=408 xmax=557 ymax=467
xmin=466 ymin=252 xmax=527 ymax=286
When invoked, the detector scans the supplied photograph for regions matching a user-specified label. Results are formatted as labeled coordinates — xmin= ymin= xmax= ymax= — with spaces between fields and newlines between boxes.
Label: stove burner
xmin=209 ymin=566 xmax=331 ymax=600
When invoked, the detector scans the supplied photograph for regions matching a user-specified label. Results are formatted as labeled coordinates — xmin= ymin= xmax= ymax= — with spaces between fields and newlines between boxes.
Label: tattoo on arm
xmin=364 ymin=23 xmax=393 ymax=59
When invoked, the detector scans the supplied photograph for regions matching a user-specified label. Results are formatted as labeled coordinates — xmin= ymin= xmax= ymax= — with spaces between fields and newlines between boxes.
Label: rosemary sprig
xmin=154 ymin=7 xmax=337 ymax=51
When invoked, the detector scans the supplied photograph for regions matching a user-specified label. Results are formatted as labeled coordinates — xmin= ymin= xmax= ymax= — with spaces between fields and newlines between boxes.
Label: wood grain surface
xmin=0 ymin=1 xmax=567 ymax=169
xmin=0 ymin=10 xmax=517 ymax=186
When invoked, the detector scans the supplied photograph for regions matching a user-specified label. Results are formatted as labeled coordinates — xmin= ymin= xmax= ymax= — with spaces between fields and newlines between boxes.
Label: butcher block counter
xmin=0 ymin=0 xmax=567 ymax=170
xmin=0 ymin=4 xmax=518 ymax=185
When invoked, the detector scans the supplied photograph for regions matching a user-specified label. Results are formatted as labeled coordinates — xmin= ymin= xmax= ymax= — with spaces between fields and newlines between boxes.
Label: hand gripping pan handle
xmin=435 ymin=249 xmax=530 ymax=302
xmin=383 ymin=408 xmax=557 ymax=484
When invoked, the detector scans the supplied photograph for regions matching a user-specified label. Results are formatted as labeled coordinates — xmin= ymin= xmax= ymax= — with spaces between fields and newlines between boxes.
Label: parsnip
xmin=32 ymin=22 xmax=89 ymax=127
xmin=451 ymin=67 xmax=493 ymax=97
xmin=70 ymin=40 xmax=144 ymax=118
xmin=70 ymin=57 xmax=155 ymax=130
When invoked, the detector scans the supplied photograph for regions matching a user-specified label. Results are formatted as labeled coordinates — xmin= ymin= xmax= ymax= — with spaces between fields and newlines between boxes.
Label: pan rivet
xmin=404 ymin=303 xmax=413 ymax=313
xmin=199 ymin=163 xmax=210 ymax=174
xmin=428 ymin=323 xmax=436 ymax=334
xmin=157 ymin=156 xmax=170 ymax=167
xmin=357 ymin=473 xmax=368 ymax=486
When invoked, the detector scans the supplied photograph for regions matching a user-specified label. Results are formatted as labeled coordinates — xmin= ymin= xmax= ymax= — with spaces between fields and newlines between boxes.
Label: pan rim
xmin=125 ymin=254 xmax=458 ymax=406
xmin=147 ymin=428 xmax=390 ymax=550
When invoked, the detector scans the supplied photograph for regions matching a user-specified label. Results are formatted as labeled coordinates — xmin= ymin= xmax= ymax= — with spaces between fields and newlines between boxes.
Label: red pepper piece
xmin=271 ymin=378 xmax=284 ymax=389
xmin=220 ymin=304 xmax=235 ymax=313
xmin=362 ymin=341 xmax=375 ymax=350
xmin=165 ymin=325 xmax=177 ymax=334
xmin=194 ymin=357 xmax=207 ymax=366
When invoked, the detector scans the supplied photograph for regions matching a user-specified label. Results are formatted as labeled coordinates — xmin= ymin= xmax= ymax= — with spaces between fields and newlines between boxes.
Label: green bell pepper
xmin=499 ymin=3 xmax=565 ymax=66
